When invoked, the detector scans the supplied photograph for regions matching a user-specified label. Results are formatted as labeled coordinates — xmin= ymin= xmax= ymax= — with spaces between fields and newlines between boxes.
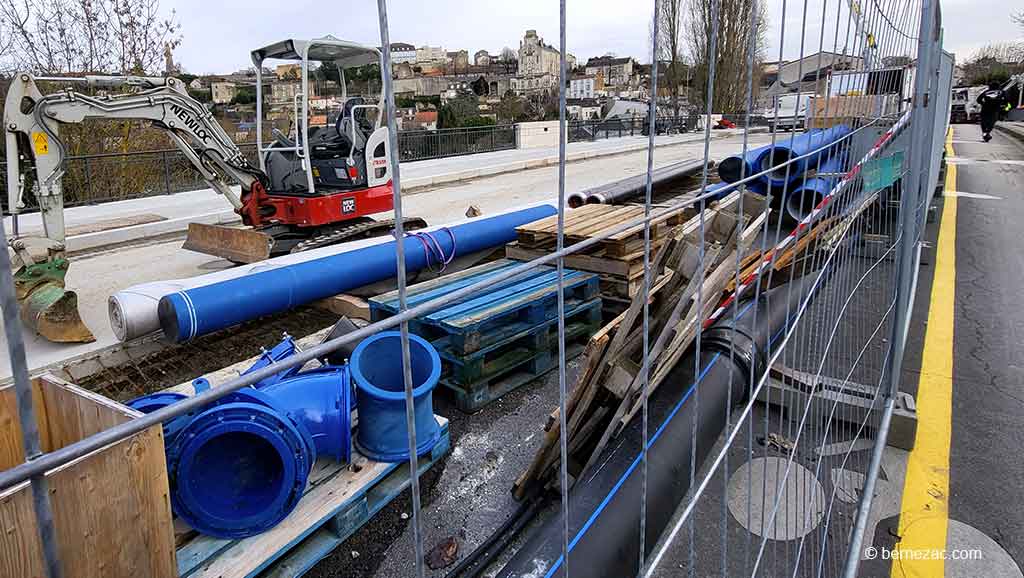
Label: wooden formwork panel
xmin=0 ymin=374 xmax=176 ymax=578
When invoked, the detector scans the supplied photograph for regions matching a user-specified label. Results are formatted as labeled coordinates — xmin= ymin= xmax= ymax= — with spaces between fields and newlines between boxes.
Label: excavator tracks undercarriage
xmin=285 ymin=217 xmax=428 ymax=254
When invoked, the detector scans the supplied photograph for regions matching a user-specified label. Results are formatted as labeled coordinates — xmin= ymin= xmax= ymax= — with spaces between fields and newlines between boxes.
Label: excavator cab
xmin=183 ymin=36 xmax=425 ymax=262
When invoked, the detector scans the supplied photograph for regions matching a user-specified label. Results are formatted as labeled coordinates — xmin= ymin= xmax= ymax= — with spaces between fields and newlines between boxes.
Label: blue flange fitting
xmin=350 ymin=331 xmax=442 ymax=463
xmin=166 ymin=365 xmax=351 ymax=538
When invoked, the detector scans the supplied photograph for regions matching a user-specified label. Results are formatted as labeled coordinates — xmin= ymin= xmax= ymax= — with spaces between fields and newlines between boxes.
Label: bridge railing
xmin=1 ymin=124 xmax=517 ymax=214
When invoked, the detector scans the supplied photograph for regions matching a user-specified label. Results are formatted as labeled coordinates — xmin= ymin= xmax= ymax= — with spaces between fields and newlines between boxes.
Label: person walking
xmin=976 ymin=81 xmax=1008 ymax=142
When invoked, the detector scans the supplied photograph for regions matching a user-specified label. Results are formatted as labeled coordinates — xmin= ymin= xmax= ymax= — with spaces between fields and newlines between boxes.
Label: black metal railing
xmin=567 ymin=115 xmax=698 ymax=142
xmin=1 ymin=125 xmax=518 ymax=215
xmin=397 ymin=124 xmax=517 ymax=161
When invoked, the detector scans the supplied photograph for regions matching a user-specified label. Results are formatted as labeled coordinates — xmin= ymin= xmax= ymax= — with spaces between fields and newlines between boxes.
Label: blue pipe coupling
xmin=153 ymin=366 xmax=351 ymax=539
xmin=350 ymin=331 xmax=442 ymax=463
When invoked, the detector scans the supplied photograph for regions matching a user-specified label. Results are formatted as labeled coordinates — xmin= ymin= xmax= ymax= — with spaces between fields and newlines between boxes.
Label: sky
xmin=169 ymin=0 xmax=1021 ymax=75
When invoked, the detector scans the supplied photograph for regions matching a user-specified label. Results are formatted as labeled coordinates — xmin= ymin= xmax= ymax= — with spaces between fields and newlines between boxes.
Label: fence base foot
xmin=756 ymin=365 xmax=917 ymax=451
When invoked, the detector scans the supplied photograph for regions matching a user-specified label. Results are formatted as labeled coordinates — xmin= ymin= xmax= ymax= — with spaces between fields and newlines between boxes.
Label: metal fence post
xmin=841 ymin=2 xmax=940 ymax=577
xmin=0 ymin=205 xmax=62 ymax=577
xmin=83 ymin=158 xmax=93 ymax=204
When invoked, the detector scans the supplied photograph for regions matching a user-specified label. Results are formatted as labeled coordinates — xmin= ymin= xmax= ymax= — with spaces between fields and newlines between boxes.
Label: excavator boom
xmin=3 ymin=73 xmax=265 ymax=342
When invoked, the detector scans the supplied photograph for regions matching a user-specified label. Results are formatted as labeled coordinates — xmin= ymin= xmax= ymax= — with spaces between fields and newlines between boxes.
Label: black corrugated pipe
xmin=496 ymin=277 xmax=818 ymax=578
xmin=582 ymin=159 xmax=712 ymax=205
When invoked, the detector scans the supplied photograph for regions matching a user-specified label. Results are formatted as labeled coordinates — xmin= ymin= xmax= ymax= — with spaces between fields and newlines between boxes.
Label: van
xmin=764 ymin=93 xmax=814 ymax=131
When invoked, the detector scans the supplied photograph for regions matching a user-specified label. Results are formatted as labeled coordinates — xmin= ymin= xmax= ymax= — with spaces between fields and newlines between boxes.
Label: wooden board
xmin=0 ymin=374 xmax=176 ymax=578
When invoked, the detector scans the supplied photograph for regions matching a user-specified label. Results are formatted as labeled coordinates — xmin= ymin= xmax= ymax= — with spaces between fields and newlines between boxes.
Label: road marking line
xmin=943 ymin=190 xmax=1002 ymax=200
xmin=891 ymin=128 xmax=956 ymax=577
xmin=945 ymin=156 xmax=1024 ymax=166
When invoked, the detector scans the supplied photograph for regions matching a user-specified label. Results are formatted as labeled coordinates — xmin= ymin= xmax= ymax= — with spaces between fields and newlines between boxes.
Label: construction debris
xmin=512 ymin=191 xmax=770 ymax=498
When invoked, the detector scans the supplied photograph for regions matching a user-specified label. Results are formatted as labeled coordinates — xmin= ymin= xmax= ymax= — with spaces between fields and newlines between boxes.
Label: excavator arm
xmin=3 ymin=73 xmax=269 ymax=342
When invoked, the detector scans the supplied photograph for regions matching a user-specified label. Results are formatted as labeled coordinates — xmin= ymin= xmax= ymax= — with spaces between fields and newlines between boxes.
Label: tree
xmin=1014 ymin=10 xmax=1024 ymax=32
xmin=653 ymin=0 xmax=687 ymax=118
xmin=0 ymin=0 xmax=180 ymax=74
xmin=962 ymin=42 xmax=1024 ymax=86
xmin=684 ymin=0 xmax=768 ymax=113
xmin=497 ymin=91 xmax=526 ymax=122
xmin=498 ymin=46 xmax=518 ymax=74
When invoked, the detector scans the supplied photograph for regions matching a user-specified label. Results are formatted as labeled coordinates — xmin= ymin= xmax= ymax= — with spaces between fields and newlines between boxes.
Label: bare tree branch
xmin=0 ymin=0 xmax=179 ymax=74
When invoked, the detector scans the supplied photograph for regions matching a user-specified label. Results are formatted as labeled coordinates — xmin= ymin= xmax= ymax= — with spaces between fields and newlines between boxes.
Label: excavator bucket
xmin=14 ymin=258 xmax=95 ymax=343
xmin=181 ymin=223 xmax=274 ymax=264
xmin=21 ymin=283 xmax=95 ymax=343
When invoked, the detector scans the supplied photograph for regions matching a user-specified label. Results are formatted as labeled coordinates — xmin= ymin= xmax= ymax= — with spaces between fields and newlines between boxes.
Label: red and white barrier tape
xmin=703 ymin=110 xmax=912 ymax=329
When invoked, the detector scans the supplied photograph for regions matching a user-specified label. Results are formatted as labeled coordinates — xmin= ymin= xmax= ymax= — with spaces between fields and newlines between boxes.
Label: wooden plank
xmin=312 ymin=294 xmax=371 ymax=321
xmin=505 ymin=244 xmax=647 ymax=278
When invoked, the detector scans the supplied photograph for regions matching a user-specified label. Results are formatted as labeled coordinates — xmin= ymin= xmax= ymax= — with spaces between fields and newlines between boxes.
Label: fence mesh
xmin=0 ymin=0 xmax=950 ymax=576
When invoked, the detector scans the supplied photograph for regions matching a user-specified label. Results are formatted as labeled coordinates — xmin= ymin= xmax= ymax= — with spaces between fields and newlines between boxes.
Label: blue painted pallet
xmin=175 ymin=418 xmax=450 ymax=578
xmin=440 ymin=299 xmax=602 ymax=385
xmin=369 ymin=259 xmax=601 ymax=355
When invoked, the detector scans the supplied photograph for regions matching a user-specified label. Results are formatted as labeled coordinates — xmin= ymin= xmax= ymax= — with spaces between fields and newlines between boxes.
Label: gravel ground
xmin=307 ymin=356 xmax=585 ymax=578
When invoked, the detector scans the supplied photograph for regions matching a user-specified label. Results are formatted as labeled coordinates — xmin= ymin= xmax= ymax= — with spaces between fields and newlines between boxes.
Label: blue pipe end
xmin=166 ymin=367 xmax=352 ymax=538
xmin=168 ymin=394 xmax=312 ymax=539
xmin=351 ymin=332 xmax=442 ymax=463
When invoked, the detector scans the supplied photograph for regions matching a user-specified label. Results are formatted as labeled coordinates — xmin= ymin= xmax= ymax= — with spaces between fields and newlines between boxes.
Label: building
xmin=271 ymin=81 xmax=302 ymax=105
xmin=416 ymin=45 xmax=446 ymax=64
xmin=585 ymin=56 xmax=637 ymax=88
xmin=394 ymin=61 xmax=415 ymax=80
xmin=211 ymin=81 xmax=238 ymax=104
xmin=566 ymin=98 xmax=602 ymax=120
xmin=761 ymin=51 xmax=863 ymax=99
xmin=510 ymin=72 xmax=557 ymax=96
xmin=569 ymin=76 xmax=598 ymax=99
xmin=518 ymin=30 xmax=561 ymax=77
xmin=188 ymin=78 xmax=205 ymax=90
xmin=474 ymin=50 xmax=492 ymax=67
xmin=390 ymin=42 xmax=416 ymax=64
xmin=447 ymin=50 xmax=470 ymax=72
xmin=413 ymin=111 xmax=438 ymax=130
xmin=275 ymin=63 xmax=302 ymax=80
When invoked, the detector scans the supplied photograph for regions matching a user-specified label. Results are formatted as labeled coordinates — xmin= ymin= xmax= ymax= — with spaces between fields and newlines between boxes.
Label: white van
xmin=764 ymin=93 xmax=814 ymax=131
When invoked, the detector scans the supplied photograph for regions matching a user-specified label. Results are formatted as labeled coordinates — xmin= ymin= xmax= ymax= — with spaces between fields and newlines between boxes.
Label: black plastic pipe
xmin=580 ymin=159 xmax=711 ymax=206
xmin=497 ymin=279 xmax=814 ymax=578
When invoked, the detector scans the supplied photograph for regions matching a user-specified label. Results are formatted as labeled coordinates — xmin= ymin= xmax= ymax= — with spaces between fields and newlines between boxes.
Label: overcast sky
xmin=171 ymin=0 xmax=1020 ymax=75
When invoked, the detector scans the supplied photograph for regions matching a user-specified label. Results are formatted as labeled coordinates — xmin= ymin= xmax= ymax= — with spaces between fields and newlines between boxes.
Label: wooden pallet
xmin=370 ymin=259 xmax=600 ymax=355
xmin=439 ymin=299 xmax=602 ymax=384
xmin=440 ymin=330 xmax=592 ymax=414
xmin=176 ymin=419 xmax=450 ymax=578
xmin=515 ymin=204 xmax=680 ymax=257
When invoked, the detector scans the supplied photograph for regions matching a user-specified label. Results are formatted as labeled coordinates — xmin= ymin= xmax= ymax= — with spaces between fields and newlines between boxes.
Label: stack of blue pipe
xmin=712 ymin=124 xmax=851 ymax=220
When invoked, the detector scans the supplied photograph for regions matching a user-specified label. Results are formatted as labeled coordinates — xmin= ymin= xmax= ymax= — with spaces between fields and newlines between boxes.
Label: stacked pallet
xmin=370 ymin=259 xmax=602 ymax=413
xmin=513 ymin=190 xmax=769 ymax=497
xmin=506 ymin=203 xmax=699 ymax=317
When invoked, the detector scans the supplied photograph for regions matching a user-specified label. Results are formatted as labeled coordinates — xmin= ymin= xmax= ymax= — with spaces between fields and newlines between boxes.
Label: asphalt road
xmin=864 ymin=124 xmax=1024 ymax=578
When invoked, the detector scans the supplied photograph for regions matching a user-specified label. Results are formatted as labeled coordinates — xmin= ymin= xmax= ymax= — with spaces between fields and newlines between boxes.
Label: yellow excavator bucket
xmin=181 ymin=223 xmax=274 ymax=264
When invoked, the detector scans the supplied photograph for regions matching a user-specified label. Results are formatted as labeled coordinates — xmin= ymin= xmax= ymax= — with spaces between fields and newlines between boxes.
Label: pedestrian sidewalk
xmin=3 ymin=129 xmax=755 ymax=254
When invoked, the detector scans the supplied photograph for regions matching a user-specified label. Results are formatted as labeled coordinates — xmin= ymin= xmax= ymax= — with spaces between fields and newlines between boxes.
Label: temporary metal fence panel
xmin=0 ymin=0 xmax=948 ymax=577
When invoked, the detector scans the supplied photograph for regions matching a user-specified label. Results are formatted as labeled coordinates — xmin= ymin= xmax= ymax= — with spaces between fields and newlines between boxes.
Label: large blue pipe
xmin=158 ymin=205 xmax=557 ymax=343
xmin=755 ymin=125 xmax=851 ymax=186
xmin=717 ymin=146 xmax=769 ymax=184
xmin=167 ymin=365 xmax=352 ymax=538
xmin=784 ymin=152 xmax=848 ymax=222
xmin=350 ymin=331 xmax=442 ymax=462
